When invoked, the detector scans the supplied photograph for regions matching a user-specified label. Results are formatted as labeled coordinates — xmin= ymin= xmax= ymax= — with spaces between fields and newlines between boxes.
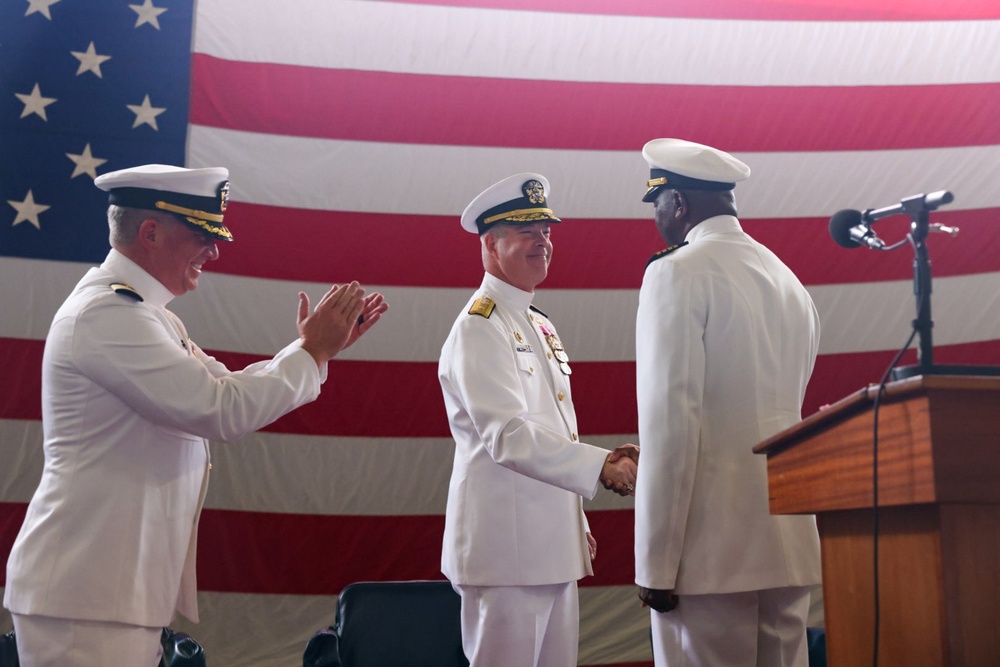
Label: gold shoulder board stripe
xmin=110 ymin=283 xmax=143 ymax=302
xmin=646 ymin=241 xmax=689 ymax=268
xmin=468 ymin=296 xmax=495 ymax=318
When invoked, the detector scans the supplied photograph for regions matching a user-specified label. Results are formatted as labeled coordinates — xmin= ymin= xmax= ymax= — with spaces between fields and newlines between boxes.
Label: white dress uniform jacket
xmin=439 ymin=273 xmax=609 ymax=586
xmin=634 ymin=216 xmax=822 ymax=594
xmin=5 ymin=249 xmax=324 ymax=627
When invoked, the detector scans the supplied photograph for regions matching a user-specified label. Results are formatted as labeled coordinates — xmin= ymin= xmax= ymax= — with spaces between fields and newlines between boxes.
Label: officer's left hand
xmin=638 ymin=586 xmax=679 ymax=613
xmin=343 ymin=291 xmax=389 ymax=349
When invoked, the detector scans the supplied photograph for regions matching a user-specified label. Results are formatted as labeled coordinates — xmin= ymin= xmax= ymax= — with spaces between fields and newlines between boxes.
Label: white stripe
xmin=578 ymin=585 xmax=653 ymax=664
xmin=811 ymin=270 xmax=1000 ymax=355
xmin=0 ymin=563 xmax=819 ymax=665
xmin=13 ymin=586 xmax=649 ymax=667
xmin=176 ymin=274 xmax=647 ymax=363
xmin=208 ymin=431 xmax=637 ymax=515
xmin=188 ymin=126 xmax=1000 ymax=220
xmin=0 ymin=419 xmax=44 ymax=502
xmin=4 ymin=258 xmax=1000 ymax=359
xmin=176 ymin=587 xmax=652 ymax=667
xmin=194 ymin=0 xmax=1000 ymax=86
xmin=0 ymin=419 xmax=637 ymax=515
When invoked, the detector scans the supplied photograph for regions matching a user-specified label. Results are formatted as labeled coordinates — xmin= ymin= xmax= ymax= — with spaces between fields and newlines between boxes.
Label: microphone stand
xmin=889 ymin=195 xmax=1000 ymax=380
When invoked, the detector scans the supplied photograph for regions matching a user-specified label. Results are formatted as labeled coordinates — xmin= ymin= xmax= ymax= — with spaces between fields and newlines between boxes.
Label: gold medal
xmin=538 ymin=323 xmax=570 ymax=373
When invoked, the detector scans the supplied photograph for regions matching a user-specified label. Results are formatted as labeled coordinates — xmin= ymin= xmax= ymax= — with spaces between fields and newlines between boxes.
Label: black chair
xmin=305 ymin=580 xmax=468 ymax=667
xmin=0 ymin=631 xmax=17 ymax=667
xmin=806 ymin=627 xmax=827 ymax=667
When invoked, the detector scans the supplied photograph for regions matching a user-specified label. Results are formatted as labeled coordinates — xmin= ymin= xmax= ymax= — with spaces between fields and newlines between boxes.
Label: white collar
xmin=685 ymin=215 xmax=743 ymax=243
xmin=102 ymin=249 xmax=177 ymax=307
xmin=480 ymin=271 xmax=535 ymax=312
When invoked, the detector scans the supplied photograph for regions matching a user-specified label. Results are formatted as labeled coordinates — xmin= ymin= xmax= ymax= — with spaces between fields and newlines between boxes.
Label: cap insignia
xmin=522 ymin=180 xmax=545 ymax=205
xmin=219 ymin=181 xmax=230 ymax=212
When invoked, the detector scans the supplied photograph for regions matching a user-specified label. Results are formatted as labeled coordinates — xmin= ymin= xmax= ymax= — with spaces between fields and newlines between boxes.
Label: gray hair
xmin=480 ymin=223 xmax=509 ymax=264
xmin=107 ymin=205 xmax=168 ymax=248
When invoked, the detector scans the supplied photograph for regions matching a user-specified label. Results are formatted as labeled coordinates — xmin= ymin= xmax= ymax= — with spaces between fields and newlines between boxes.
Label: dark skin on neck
xmin=639 ymin=186 xmax=737 ymax=615
xmin=653 ymin=187 xmax=738 ymax=247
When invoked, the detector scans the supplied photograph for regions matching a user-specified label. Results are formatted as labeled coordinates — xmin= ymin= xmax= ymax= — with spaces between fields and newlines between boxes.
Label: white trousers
xmin=11 ymin=613 xmax=162 ymax=667
xmin=455 ymin=581 xmax=578 ymax=667
xmin=650 ymin=586 xmax=811 ymax=667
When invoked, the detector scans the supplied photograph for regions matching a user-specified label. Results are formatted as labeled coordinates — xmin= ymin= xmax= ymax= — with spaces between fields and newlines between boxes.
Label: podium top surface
xmin=753 ymin=374 xmax=1000 ymax=457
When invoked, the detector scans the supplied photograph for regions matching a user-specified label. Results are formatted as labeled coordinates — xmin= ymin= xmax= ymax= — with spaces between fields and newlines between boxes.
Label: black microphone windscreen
xmin=829 ymin=209 xmax=864 ymax=248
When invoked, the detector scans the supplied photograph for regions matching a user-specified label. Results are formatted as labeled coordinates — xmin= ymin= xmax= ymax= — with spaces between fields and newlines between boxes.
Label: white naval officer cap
xmin=95 ymin=164 xmax=233 ymax=242
xmin=461 ymin=173 xmax=562 ymax=234
xmin=641 ymin=138 xmax=751 ymax=203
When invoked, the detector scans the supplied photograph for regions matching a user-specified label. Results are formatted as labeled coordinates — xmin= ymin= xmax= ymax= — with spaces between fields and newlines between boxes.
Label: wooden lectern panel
xmin=755 ymin=376 xmax=1000 ymax=514
xmin=754 ymin=375 xmax=1000 ymax=667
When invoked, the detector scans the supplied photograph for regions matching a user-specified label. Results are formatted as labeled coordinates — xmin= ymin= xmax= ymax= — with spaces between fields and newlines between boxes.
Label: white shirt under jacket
xmin=634 ymin=216 xmax=822 ymax=595
xmin=439 ymin=272 xmax=609 ymax=586
xmin=4 ymin=249 xmax=324 ymax=627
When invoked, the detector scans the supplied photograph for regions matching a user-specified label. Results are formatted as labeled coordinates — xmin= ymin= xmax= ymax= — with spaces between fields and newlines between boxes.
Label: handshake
xmin=599 ymin=443 xmax=639 ymax=497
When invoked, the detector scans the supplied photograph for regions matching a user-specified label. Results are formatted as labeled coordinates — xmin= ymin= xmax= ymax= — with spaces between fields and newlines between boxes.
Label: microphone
xmin=829 ymin=190 xmax=955 ymax=249
xmin=861 ymin=190 xmax=954 ymax=224
xmin=829 ymin=209 xmax=884 ymax=249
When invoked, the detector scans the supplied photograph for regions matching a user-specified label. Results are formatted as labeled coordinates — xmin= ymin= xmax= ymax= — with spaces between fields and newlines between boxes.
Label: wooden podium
xmin=754 ymin=375 xmax=1000 ymax=667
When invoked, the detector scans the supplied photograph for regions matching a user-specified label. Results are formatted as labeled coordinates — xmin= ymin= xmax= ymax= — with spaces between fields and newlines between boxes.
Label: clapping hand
xmin=344 ymin=291 xmax=389 ymax=349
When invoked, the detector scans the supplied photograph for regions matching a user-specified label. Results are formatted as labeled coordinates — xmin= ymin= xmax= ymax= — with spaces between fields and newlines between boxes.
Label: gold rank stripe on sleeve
xmin=468 ymin=296 xmax=495 ymax=318
xmin=109 ymin=283 xmax=143 ymax=302
xmin=645 ymin=241 xmax=689 ymax=268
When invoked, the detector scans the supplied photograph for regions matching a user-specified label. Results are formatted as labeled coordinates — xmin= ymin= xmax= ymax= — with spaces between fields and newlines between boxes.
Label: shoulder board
xmin=110 ymin=282 xmax=143 ymax=302
xmin=468 ymin=296 xmax=495 ymax=318
xmin=646 ymin=242 xmax=688 ymax=268
xmin=528 ymin=304 xmax=548 ymax=319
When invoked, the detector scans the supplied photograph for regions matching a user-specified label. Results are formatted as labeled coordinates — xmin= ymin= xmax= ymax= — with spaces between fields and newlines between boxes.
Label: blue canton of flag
xmin=0 ymin=0 xmax=193 ymax=264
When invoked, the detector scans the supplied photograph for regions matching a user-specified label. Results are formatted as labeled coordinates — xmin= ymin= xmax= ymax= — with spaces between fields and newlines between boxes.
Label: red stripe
xmin=804 ymin=339 xmax=1000 ymax=419
xmin=0 ymin=502 xmax=26 ymax=586
xmin=6 ymin=338 xmax=1000 ymax=437
xmin=198 ymin=507 xmax=638 ymax=593
xmin=220 ymin=355 xmax=639 ymax=438
xmin=213 ymin=203 xmax=665 ymax=289
xmin=214 ymin=203 xmax=1000 ymax=289
xmin=191 ymin=55 xmax=1000 ymax=152
xmin=0 ymin=340 xmax=635 ymax=436
xmin=0 ymin=338 xmax=43 ymax=421
xmin=375 ymin=0 xmax=1000 ymax=21
xmin=0 ymin=504 xmax=636 ymax=592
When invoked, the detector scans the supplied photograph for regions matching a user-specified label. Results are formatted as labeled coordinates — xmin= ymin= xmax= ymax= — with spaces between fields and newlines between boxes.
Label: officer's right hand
xmin=297 ymin=282 xmax=365 ymax=366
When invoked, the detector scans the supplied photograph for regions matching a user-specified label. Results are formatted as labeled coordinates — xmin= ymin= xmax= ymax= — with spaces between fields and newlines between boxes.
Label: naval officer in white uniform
xmin=633 ymin=140 xmax=821 ymax=666
xmin=4 ymin=164 xmax=388 ymax=666
xmin=439 ymin=173 xmax=639 ymax=667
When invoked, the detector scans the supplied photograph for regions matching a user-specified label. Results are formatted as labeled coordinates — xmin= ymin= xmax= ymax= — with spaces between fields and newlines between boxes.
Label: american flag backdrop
xmin=3 ymin=1 xmax=1000 ymax=665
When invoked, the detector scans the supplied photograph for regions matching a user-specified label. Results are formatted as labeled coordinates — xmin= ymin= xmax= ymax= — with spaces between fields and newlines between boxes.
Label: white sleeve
xmin=72 ymin=297 xmax=322 ymax=442
xmin=442 ymin=315 xmax=607 ymax=498
xmin=634 ymin=259 xmax=706 ymax=589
